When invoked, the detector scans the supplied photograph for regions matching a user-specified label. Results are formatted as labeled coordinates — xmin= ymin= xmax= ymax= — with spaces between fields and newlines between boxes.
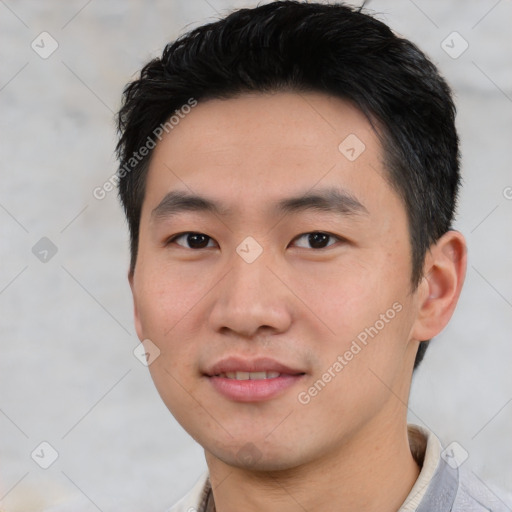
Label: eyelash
xmin=165 ymin=231 xmax=343 ymax=250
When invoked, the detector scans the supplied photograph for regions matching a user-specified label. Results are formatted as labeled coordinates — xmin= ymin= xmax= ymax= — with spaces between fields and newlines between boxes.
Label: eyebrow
xmin=151 ymin=187 xmax=368 ymax=222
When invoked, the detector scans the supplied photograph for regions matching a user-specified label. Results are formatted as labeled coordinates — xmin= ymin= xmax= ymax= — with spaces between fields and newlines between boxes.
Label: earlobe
xmin=410 ymin=231 xmax=467 ymax=342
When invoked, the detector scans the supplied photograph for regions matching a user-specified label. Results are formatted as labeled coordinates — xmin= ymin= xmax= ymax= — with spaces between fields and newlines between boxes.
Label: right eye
xmin=166 ymin=232 xmax=216 ymax=250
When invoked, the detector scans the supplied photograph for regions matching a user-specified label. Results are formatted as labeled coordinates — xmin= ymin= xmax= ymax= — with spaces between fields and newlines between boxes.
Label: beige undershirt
xmin=399 ymin=424 xmax=442 ymax=511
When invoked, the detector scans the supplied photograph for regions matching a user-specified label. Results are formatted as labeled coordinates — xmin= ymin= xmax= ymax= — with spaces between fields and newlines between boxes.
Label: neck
xmin=206 ymin=417 xmax=421 ymax=512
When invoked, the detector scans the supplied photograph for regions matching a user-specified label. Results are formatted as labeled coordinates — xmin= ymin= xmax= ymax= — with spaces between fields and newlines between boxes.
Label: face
xmin=130 ymin=91 xmax=425 ymax=471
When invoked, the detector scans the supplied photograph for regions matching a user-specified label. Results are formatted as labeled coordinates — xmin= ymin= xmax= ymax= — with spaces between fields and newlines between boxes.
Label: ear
xmin=128 ymin=269 xmax=144 ymax=342
xmin=410 ymin=230 xmax=467 ymax=342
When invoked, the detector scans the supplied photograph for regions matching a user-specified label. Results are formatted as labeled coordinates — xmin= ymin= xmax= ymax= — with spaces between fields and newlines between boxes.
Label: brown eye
xmin=168 ymin=232 xmax=215 ymax=249
xmin=292 ymin=232 xmax=339 ymax=249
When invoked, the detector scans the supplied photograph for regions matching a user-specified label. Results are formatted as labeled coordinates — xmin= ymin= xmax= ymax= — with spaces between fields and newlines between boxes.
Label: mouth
xmin=213 ymin=371 xmax=283 ymax=380
xmin=204 ymin=357 xmax=306 ymax=402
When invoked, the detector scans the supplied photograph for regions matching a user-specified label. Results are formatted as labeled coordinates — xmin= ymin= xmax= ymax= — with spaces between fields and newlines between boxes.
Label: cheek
xmin=296 ymin=256 xmax=400 ymax=335
xmin=148 ymin=355 xmax=205 ymax=438
xmin=135 ymin=261 xmax=208 ymax=336
xmin=299 ymin=256 xmax=413 ymax=382
xmin=296 ymin=305 xmax=414 ymax=437
xmin=136 ymin=280 xmax=202 ymax=425
xmin=134 ymin=266 xmax=203 ymax=394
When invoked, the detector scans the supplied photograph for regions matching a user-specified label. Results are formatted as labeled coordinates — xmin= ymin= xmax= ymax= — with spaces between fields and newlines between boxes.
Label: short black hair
xmin=116 ymin=1 xmax=460 ymax=370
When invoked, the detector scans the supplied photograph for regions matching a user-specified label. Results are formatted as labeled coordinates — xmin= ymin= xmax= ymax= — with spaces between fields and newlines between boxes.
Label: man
xmin=115 ymin=1 xmax=507 ymax=510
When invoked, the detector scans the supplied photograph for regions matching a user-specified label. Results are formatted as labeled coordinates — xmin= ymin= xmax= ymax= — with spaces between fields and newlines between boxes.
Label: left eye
xmin=291 ymin=232 xmax=340 ymax=249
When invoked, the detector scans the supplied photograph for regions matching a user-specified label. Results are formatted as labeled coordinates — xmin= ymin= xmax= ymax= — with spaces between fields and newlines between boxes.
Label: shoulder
xmin=166 ymin=472 xmax=210 ymax=512
xmin=453 ymin=469 xmax=511 ymax=512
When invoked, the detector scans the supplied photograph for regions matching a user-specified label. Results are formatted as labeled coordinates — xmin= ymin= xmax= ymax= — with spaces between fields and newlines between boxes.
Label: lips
xmin=205 ymin=356 xmax=306 ymax=402
xmin=205 ymin=356 xmax=305 ymax=378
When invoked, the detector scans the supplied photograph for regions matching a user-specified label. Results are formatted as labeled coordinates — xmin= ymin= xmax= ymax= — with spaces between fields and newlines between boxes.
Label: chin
xmin=229 ymin=455 xmax=303 ymax=473
xmin=208 ymin=440 xmax=308 ymax=473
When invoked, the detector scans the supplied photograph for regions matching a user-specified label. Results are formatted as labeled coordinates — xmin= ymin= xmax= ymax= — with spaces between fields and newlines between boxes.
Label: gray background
xmin=0 ymin=0 xmax=511 ymax=510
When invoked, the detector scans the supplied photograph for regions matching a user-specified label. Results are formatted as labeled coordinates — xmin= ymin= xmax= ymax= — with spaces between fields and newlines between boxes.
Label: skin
xmin=130 ymin=91 xmax=467 ymax=512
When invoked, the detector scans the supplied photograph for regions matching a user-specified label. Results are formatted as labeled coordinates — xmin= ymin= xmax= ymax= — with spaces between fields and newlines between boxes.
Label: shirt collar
xmin=400 ymin=424 xmax=459 ymax=512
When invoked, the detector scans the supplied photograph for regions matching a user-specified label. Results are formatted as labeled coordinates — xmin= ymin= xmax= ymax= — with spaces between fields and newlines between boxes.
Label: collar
xmin=400 ymin=424 xmax=459 ymax=512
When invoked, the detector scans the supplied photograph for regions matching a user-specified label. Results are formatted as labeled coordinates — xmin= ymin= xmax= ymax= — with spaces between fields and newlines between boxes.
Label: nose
xmin=207 ymin=245 xmax=294 ymax=338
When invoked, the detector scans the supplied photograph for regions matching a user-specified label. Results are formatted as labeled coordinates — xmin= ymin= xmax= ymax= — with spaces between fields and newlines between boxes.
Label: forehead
xmin=143 ymin=91 xmax=397 ymax=219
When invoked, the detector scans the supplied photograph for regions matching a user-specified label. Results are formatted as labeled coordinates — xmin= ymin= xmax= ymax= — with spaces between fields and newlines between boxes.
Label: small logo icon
xmin=441 ymin=32 xmax=468 ymax=59
xmin=441 ymin=441 xmax=469 ymax=469
xmin=31 ymin=32 xmax=59 ymax=59
xmin=236 ymin=442 xmax=262 ymax=466
xmin=32 ymin=237 xmax=58 ymax=262
xmin=236 ymin=236 xmax=263 ymax=264
xmin=338 ymin=134 xmax=366 ymax=161
xmin=31 ymin=441 xmax=59 ymax=469
xmin=133 ymin=338 xmax=161 ymax=366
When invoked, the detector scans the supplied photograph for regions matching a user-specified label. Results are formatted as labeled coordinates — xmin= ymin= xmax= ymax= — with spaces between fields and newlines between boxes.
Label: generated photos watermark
xmin=297 ymin=301 xmax=403 ymax=405
xmin=93 ymin=97 xmax=198 ymax=200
